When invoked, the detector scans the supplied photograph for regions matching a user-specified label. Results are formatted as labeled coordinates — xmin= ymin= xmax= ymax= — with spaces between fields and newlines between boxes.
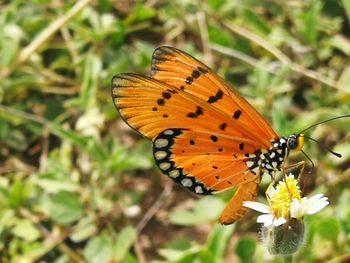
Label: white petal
xmin=306 ymin=200 xmax=329 ymax=214
xmin=290 ymin=199 xmax=301 ymax=219
xmin=309 ymin=193 xmax=324 ymax=201
xmin=257 ymin=214 xmax=274 ymax=227
xmin=273 ymin=217 xmax=287 ymax=226
xmin=243 ymin=201 xmax=270 ymax=213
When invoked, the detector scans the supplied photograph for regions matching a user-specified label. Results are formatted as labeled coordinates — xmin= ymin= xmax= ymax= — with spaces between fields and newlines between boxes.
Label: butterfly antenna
xmin=301 ymin=149 xmax=314 ymax=174
xmin=301 ymin=134 xmax=342 ymax=158
xmin=298 ymin=114 xmax=350 ymax=134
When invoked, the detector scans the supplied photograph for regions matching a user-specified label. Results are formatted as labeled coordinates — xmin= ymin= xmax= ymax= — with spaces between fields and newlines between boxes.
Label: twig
xmin=0 ymin=0 xmax=91 ymax=81
xmin=134 ymin=183 xmax=172 ymax=263
xmin=221 ymin=22 xmax=291 ymax=65
xmin=39 ymin=127 xmax=50 ymax=173
xmin=197 ymin=12 xmax=213 ymax=67
xmin=219 ymin=21 xmax=349 ymax=93
xmin=0 ymin=104 xmax=48 ymax=126
xmin=134 ymin=237 xmax=147 ymax=263
xmin=136 ymin=182 xmax=172 ymax=233
xmin=55 ymin=0 xmax=80 ymax=71
xmin=40 ymin=86 xmax=80 ymax=95
xmin=210 ymin=43 xmax=278 ymax=75
xmin=19 ymin=208 xmax=84 ymax=262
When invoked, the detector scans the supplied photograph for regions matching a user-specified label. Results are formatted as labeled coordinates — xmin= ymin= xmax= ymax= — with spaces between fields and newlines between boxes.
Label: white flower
xmin=243 ymin=174 xmax=329 ymax=227
xmin=290 ymin=194 xmax=329 ymax=220
xmin=244 ymin=201 xmax=286 ymax=227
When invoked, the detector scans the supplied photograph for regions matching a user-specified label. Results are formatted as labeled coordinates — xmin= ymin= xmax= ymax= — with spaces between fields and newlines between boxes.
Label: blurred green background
xmin=1 ymin=0 xmax=350 ymax=262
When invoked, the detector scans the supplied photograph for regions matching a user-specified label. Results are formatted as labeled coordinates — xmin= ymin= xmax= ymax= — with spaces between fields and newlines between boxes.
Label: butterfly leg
xmin=282 ymin=161 xmax=306 ymax=180
xmin=266 ymin=171 xmax=277 ymax=200
xmin=279 ymin=161 xmax=306 ymax=195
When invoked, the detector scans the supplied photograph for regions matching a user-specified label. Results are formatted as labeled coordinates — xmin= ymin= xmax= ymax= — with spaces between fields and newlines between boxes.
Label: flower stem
xmin=283 ymin=255 xmax=293 ymax=263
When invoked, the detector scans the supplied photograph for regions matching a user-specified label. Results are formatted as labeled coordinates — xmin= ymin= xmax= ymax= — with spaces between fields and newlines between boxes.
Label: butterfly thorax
xmin=245 ymin=137 xmax=290 ymax=176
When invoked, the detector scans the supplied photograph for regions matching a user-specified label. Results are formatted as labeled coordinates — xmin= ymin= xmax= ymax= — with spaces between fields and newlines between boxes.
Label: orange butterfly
xmin=111 ymin=46 xmax=307 ymax=225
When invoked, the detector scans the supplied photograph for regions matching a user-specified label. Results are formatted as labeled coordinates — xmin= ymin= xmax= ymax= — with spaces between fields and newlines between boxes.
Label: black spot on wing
xmin=162 ymin=92 xmax=171 ymax=99
xmin=219 ymin=122 xmax=227 ymax=131
xmin=157 ymin=99 xmax=165 ymax=106
xmin=207 ymin=89 xmax=224 ymax=104
xmin=233 ymin=110 xmax=242 ymax=120
xmin=210 ymin=135 xmax=218 ymax=142
xmin=239 ymin=143 xmax=244 ymax=150
xmin=186 ymin=77 xmax=193 ymax=85
xmin=187 ymin=106 xmax=204 ymax=119
xmin=192 ymin=70 xmax=200 ymax=79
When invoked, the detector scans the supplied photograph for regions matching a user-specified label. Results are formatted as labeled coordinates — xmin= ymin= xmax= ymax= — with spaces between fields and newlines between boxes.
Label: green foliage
xmin=235 ymin=237 xmax=256 ymax=263
xmin=169 ymin=197 xmax=225 ymax=225
xmin=156 ymin=224 xmax=235 ymax=263
xmin=0 ymin=0 xmax=349 ymax=262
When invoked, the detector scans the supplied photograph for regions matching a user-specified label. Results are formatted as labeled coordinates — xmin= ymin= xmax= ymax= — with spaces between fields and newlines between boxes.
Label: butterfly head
xmin=287 ymin=133 xmax=304 ymax=152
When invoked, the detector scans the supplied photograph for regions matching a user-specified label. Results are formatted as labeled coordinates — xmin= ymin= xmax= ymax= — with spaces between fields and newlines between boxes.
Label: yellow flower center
xmin=269 ymin=176 xmax=301 ymax=218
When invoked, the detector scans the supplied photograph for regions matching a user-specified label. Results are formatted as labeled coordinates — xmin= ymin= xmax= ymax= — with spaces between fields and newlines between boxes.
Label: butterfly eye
xmin=287 ymin=135 xmax=298 ymax=150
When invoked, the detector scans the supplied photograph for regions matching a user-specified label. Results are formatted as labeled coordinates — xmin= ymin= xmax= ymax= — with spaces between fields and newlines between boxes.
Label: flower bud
xmin=261 ymin=218 xmax=305 ymax=255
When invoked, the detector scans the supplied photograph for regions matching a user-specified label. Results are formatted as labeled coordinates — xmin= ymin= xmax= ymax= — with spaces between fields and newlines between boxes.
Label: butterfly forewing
xmin=151 ymin=46 xmax=278 ymax=144
xmin=112 ymin=74 xmax=268 ymax=148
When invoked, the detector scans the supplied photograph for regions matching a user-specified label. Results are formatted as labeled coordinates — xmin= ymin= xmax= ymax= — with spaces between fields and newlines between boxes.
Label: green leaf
xmin=169 ymin=197 xmax=225 ymax=226
xmin=114 ymin=225 xmax=137 ymax=261
xmin=206 ymin=224 xmax=235 ymax=260
xmin=194 ymin=197 xmax=226 ymax=222
xmin=338 ymin=66 xmax=350 ymax=91
xmin=84 ymin=234 xmax=113 ymax=263
xmin=106 ymin=143 xmax=152 ymax=173
xmin=235 ymin=237 xmax=256 ymax=263
xmin=11 ymin=219 xmax=41 ymax=242
xmin=169 ymin=210 xmax=199 ymax=226
xmin=158 ymin=247 xmax=200 ymax=262
xmin=296 ymin=0 xmax=322 ymax=45
xmin=342 ymin=0 xmax=350 ymax=23
xmin=36 ymin=178 xmax=78 ymax=194
xmin=8 ymin=178 xmax=30 ymax=209
xmin=197 ymin=249 xmax=216 ymax=263
xmin=242 ymin=9 xmax=271 ymax=35
xmin=315 ymin=217 xmax=340 ymax=243
xmin=49 ymin=122 xmax=107 ymax=161
xmin=70 ymin=216 xmax=98 ymax=242
xmin=49 ymin=191 xmax=83 ymax=224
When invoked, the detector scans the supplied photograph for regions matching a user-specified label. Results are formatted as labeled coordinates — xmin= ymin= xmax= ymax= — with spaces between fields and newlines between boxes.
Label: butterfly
xmin=111 ymin=46 xmax=320 ymax=225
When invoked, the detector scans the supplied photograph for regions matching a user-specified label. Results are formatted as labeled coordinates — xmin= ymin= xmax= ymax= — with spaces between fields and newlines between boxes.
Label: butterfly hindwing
xmin=153 ymin=128 xmax=260 ymax=194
